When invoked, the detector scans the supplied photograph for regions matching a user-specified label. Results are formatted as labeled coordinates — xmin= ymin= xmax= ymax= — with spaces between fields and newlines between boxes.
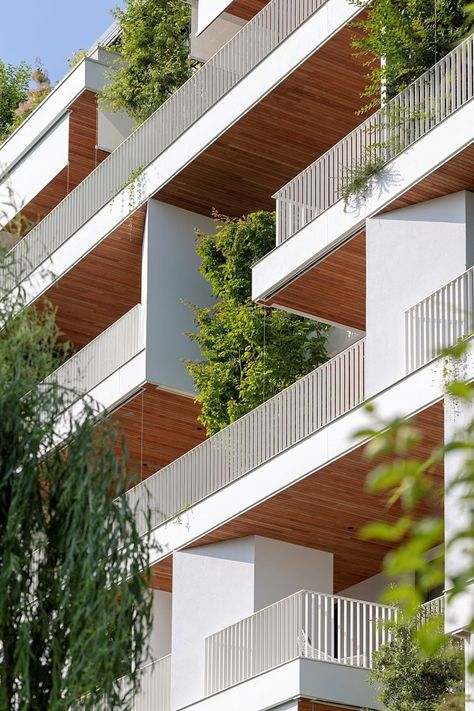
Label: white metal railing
xmin=405 ymin=267 xmax=474 ymax=372
xmin=420 ymin=595 xmax=445 ymax=620
xmin=127 ymin=339 xmax=365 ymax=535
xmin=275 ymin=33 xmax=474 ymax=244
xmin=204 ymin=590 xmax=397 ymax=695
xmin=43 ymin=304 xmax=143 ymax=403
xmin=5 ymin=0 xmax=326 ymax=291
xmin=131 ymin=655 xmax=171 ymax=711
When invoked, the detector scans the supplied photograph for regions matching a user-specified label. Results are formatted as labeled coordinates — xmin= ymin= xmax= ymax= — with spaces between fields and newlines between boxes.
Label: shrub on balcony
xmin=101 ymin=0 xmax=199 ymax=124
xmin=351 ymin=0 xmax=471 ymax=112
xmin=186 ymin=211 xmax=328 ymax=436
xmin=0 ymin=59 xmax=31 ymax=142
xmin=0 ymin=62 xmax=51 ymax=143
xmin=370 ymin=615 xmax=464 ymax=711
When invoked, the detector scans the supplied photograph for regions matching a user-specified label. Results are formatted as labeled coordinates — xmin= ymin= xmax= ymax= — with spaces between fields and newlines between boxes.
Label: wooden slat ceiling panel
xmin=156 ymin=22 xmax=370 ymax=217
xmin=23 ymin=90 xmax=100 ymax=229
xmin=382 ymin=142 xmax=474 ymax=213
xmin=45 ymin=207 xmax=145 ymax=351
xmin=299 ymin=702 xmax=355 ymax=711
xmin=268 ymin=231 xmax=366 ymax=330
xmin=227 ymin=0 xmax=269 ymax=20
xmin=150 ymin=402 xmax=444 ymax=592
xmin=112 ymin=384 xmax=205 ymax=484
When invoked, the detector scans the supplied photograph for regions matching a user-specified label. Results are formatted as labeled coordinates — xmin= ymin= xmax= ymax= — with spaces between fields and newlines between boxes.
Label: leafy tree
xmin=371 ymin=615 xmax=464 ymax=711
xmin=186 ymin=212 xmax=328 ymax=435
xmin=101 ymin=0 xmax=198 ymax=124
xmin=0 ymin=59 xmax=30 ymax=142
xmin=0 ymin=212 xmax=152 ymax=708
xmin=351 ymin=0 xmax=470 ymax=112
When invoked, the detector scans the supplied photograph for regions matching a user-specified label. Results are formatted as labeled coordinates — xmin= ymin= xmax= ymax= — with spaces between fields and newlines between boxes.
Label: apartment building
xmin=1 ymin=0 xmax=473 ymax=709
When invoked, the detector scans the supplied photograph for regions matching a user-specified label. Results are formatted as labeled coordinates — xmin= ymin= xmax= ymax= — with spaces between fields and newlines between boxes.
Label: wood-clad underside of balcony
xmin=155 ymin=21 xmax=370 ymax=218
xmin=111 ymin=384 xmax=205 ymax=486
xmin=265 ymin=231 xmax=366 ymax=331
xmin=299 ymin=701 xmax=358 ymax=711
xmin=41 ymin=207 xmax=145 ymax=351
xmin=21 ymin=90 xmax=101 ymax=231
xmin=227 ymin=0 xmax=269 ymax=20
xmin=381 ymin=141 xmax=474 ymax=213
xmin=150 ymin=401 xmax=444 ymax=592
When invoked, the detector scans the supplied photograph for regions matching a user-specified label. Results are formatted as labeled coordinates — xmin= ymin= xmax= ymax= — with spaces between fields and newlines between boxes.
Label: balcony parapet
xmin=126 ymin=338 xmax=365 ymax=535
xmin=204 ymin=589 xmax=397 ymax=696
xmin=405 ymin=266 xmax=474 ymax=373
xmin=43 ymin=304 xmax=144 ymax=410
xmin=4 ymin=0 xmax=329 ymax=294
xmin=274 ymin=34 xmax=474 ymax=246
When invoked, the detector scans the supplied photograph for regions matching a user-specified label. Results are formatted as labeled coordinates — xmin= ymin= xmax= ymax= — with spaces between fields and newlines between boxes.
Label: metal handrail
xmin=204 ymin=589 xmax=397 ymax=694
xmin=275 ymin=33 xmax=474 ymax=244
xmin=126 ymin=339 xmax=365 ymax=535
xmin=405 ymin=266 xmax=474 ymax=372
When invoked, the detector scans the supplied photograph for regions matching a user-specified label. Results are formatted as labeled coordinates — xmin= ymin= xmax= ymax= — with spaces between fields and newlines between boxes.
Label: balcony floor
xmin=150 ymin=400 xmax=444 ymax=592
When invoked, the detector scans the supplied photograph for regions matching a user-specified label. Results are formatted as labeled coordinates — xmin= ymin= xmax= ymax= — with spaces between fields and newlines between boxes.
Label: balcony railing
xmin=43 ymin=304 xmax=144 ymax=405
xmin=6 ymin=0 xmax=327 ymax=291
xmin=204 ymin=590 xmax=397 ymax=695
xmin=131 ymin=655 xmax=171 ymax=711
xmin=405 ymin=267 xmax=474 ymax=372
xmin=275 ymin=33 xmax=474 ymax=245
xmin=126 ymin=339 xmax=365 ymax=535
xmin=420 ymin=595 xmax=445 ymax=620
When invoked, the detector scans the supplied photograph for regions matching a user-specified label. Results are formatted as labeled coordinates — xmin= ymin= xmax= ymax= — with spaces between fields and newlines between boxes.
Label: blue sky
xmin=1 ymin=0 xmax=124 ymax=83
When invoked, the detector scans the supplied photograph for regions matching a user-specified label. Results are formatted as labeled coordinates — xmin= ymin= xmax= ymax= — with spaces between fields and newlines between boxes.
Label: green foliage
xmin=351 ymin=0 xmax=469 ymax=112
xmin=0 ymin=221 xmax=152 ymax=708
xmin=0 ymin=63 xmax=51 ymax=143
xmin=371 ymin=616 xmax=464 ymax=711
xmin=342 ymin=155 xmax=386 ymax=208
xmin=68 ymin=49 xmax=88 ymax=69
xmin=186 ymin=212 xmax=328 ymax=435
xmin=0 ymin=59 xmax=31 ymax=143
xmin=101 ymin=0 xmax=198 ymax=124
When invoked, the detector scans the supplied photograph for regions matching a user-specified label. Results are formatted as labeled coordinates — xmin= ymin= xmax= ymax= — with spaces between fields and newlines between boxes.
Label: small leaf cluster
xmin=351 ymin=0 xmax=470 ymax=113
xmin=371 ymin=616 xmax=464 ymax=711
xmin=102 ymin=0 xmax=198 ymax=124
xmin=186 ymin=212 xmax=328 ymax=435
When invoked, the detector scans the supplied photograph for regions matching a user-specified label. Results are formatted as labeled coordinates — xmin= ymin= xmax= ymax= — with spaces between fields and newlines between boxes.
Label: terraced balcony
xmin=126 ymin=339 xmax=365 ymax=535
xmin=204 ymin=590 xmax=396 ymax=696
xmin=4 ymin=0 xmax=334 ymax=294
xmin=274 ymin=34 xmax=474 ymax=246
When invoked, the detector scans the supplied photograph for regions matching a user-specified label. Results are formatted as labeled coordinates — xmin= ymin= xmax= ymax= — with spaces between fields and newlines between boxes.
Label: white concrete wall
xmin=253 ymin=536 xmax=333 ymax=609
xmin=365 ymin=191 xmax=474 ymax=396
xmin=171 ymin=536 xmax=333 ymax=710
xmin=444 ymin=396 xmax=474 ymax=636
xmin=149 ymin=590 xmax=172 ymax=661
xmin=339 ymin=571 xmax=389 ymax=603
xmin=191 ymin=1 xmax=245 ymax=61
xmin=0 ymin=114 xmax=69 ymax=227
xmin=97 ymin=107 xmax=134 ymax=152
xmin=171 ymin=538 xmax=256 ymax=710
xmin=141 ymin=200 xmax=215 ymax=395
xmin=194 ymin=0 xmax=234 ymax=35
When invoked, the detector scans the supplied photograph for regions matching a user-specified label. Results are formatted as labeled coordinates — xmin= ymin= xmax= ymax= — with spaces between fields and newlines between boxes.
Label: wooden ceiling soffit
xmin=267 ymin=231 xmax=366 ymax=331
xmin=150 ymin=400 xmax=444 ymax=593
